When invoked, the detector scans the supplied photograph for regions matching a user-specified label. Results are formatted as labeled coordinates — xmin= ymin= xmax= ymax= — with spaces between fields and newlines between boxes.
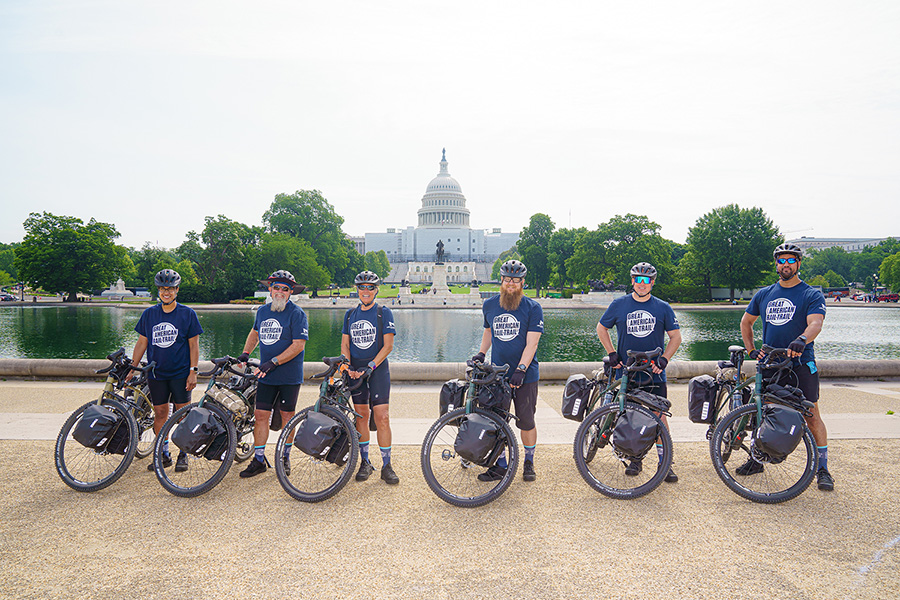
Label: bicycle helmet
xmin=354 ymin=271 xmax=381 ymax=286
xmin=264 ymin=270 xmax=296 ymax=290
xmin=773 ymin=243 xmax=803 ymax=259
xmin=154 ymin=269 xmax=181 ymax=287
xmin=499 ymin=260 xmax=527 ymax=279
xmin=630 ymin=262 xmax=657 ymax=279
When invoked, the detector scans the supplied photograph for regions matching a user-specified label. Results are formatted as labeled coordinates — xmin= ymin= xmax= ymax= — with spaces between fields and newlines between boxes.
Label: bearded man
xmin=236 ymin=270 xmax=309 ymax=478
xmin=471 ymin=260 xmax=544 ymax=482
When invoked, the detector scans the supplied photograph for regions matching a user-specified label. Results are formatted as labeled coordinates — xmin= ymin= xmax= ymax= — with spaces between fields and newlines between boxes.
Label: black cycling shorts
xmin=351 ymin=364 xmax=391 ymax=407
xmin=793 ymin=361 xmax=820 ymax=403
xmin=512 ymin=380 xmax=538 ymax=431
xmin=147 ymin=377 xmax=191 ymax=407
xmin=255 ymin=383 xmax=301 ymax=412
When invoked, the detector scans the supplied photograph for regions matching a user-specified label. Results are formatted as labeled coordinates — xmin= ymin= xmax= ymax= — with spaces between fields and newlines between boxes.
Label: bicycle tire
xmin=234 ymin=389 xmax=256 ymax=463
xmin=55 ymin=398 xmax=138 ymax=492
xmin=710 ymin=403 xmax=818 ymax=504
xmin=573 ymin=402 xmax=672 ymax=499
xmin=131 ymin=386 xmax=155 ymax=459
xmin=275 ymin=405 xmax=359 ymax=503
xmin=153 ymin=402 xmax=237 ymax=498
xmin=420 ymin=407 xmax=519 ymax=508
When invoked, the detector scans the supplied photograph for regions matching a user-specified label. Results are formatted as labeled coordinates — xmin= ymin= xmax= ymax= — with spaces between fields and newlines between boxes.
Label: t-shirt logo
xmin=151 ymin=322 xmax=178 ymax=348
xmin=259 ymin=318 xmax=283 ymax=345
xmin=626 ymin=310 xmax=656 ymax=338
xmin=766 ymin=298 xmax=796 ymax=326
xmin=492 ymin=314 xmax=521 ymax=342
xmin=351 ymin=320 xmax=377 ymax=350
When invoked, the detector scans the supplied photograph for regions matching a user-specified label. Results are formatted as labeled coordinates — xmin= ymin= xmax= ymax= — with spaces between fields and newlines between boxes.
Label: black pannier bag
xmin=688 ymin=374 xmax=719 ymax=424
xmin=325 ymin=426 xmax=351 ymax=466
xmin=454 ymin=414 xmax=501 ymax=466
xmin=754 ymin=405 xmax=805 ymax=462
xmin=440 ymin=379 xmax=466 ymax=415
xmin=73 ymin=404 xmax=122 ymax=450
xmin=562 ymin=374 xmax=591 ymax=422
xmin=204 ymin=431 xmax=230 ymax=461
xmin=611 ymin=410 xmax=659 ymax=459
xmin=476 ymin=381 xmax=513 ymax=412
xmin=172 ymin=407 xmax=222 ymax=456
xmin=106 ymin=421 xmax=132 ymax=455
xmin=295 ymin=411 xmax=340 ymax=459
xmin=628 ymin=389 xmax=672 ymax=413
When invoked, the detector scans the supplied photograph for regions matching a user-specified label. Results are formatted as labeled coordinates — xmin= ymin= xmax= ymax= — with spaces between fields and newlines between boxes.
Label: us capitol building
xmin=361 ymin=150 xmax=519 ymax=283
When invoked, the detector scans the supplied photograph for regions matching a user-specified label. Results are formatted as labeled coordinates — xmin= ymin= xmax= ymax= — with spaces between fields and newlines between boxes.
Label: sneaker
xmin=282 ymin=455 xmax=291 ymax=477
xmin=381 ymin=463 xmax=400 ymax=485
xmin=174 ymin=452 xmax=188 ymax=472
xmin=148 ymin=454 xmax=172 ymax=471
xmin=624 ymin=459 xmax=642 ymax=476
xmin=816 ymin=467 xmax=834 ymax=491
xmin=735 ymin=458 xmax=764 ymax=476
xmin=239 ymin=457 xmax=267 ymax=478
xmin=664 ymin=467 xmax=678 ymax=483
xmin=523 ymin=460 xmax=536 ymax=482
xmin=355 ymin=459 xmax=374 ymax=482
xmin=477 ymin=465 xmax=507 ymax=482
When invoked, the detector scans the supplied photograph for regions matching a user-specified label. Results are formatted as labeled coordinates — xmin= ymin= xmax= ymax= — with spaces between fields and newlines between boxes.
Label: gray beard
xmin=270 ymin=296 xmax=289 ymax=312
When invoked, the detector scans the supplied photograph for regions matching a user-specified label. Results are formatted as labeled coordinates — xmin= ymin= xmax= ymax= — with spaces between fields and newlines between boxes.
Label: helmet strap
xmin=634 ymin=288 xmax=652 ymax=298
xmin=161 ymin=297 xmax=176 ymax=306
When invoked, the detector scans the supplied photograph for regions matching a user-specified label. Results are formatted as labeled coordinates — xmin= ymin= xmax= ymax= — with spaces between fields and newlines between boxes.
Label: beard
xmin=778 ymin=267 xmax=795 ymax=281
xmin=270 ymin=295 xmax=289 ymax=312
xmin=499 ymin=286 xmax=524 ymax=311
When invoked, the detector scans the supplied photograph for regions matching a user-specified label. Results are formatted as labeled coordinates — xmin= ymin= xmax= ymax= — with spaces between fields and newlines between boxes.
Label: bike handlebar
xmin=310 ymin=356 xmax=368 ymax=391
xmin=465 ymin=360 xmax=509 ymax=385
xmin=624 ymin=347 xmax=663 ymax=373
xmin=758 ymin=345 xmax=793 ymax=371
xmin=200 ymin=356 xmax=261 ymax=379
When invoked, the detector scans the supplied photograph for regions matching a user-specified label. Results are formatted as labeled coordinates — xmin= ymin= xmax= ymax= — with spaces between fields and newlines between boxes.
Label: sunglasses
xmin=776 ymin=257 xmax=798 ymax=265
xmin=633 ymin=276 xmax=652 ymax=285
xmin=271 ymin=284 xmax=292 ymax=292
xmin=357 ymin=284 xmax=377 ymax=291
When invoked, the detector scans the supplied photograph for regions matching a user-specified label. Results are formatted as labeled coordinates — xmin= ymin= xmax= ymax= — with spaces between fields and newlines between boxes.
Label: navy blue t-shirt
xmin=482 ymin=295 xmax=544 ymax=384
xmin=135 ymin=303 xmax=203 ymax=380
xmin=599 ymin=294 xmax=679 ymax=383
xmin=746 ymin=281 xmax=826 ymax=364
xmin=253 ymin=302 xmax=309 ymax=386
xmin=342 ymin=303 xmax=396 ymax=367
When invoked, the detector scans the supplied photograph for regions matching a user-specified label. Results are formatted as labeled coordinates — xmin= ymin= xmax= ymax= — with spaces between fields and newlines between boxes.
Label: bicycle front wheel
xmin=710 ymin=404 xmax=818 ymax=504
xmin=131 ymin=386 xmax=155 ymax=459
xmin=420 ymin=407 xmax=519 ymax=508
xmin=153 ymin=402 xmax=237 ymax=498
xmin=55 ymin=399 xmax=138 ymax=492
xmin=573 ymin=402 xmax=672 ymax=499
xmin=275 ymin=405 xmax=359 ymax=503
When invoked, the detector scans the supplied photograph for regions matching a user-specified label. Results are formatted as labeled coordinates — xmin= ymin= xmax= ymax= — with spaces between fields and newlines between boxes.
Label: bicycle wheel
xmin=275 ymin=405 xmax=359 ymax=503
xmin=573 ymin=402 xmax=672 ymax=499
xmin=130 ymin=386 xmax=155 ymax=459
xmin=234 ymin=390 xmax=256 ymax=463
xmin=55 ymin=399 xmax=138 ymax=492
xmin=710 ymin=403 xmax=818 ymax=504
xmin=421 ymin=407 xmax=519 ymax=508
xmin=153 ymin=402 xmax=237 ymax=498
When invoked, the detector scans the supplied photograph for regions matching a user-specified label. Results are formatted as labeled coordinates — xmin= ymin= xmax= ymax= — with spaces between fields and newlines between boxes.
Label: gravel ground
xmin=2 ymin=439 xmax=898 ymax=600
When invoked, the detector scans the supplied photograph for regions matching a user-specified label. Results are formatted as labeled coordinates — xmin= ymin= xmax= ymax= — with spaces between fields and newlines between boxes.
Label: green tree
xmin=547 ymin=227 xmax=586 ymax=288
xmin=517 ymin=214 xmax=554 ymax=295
xmin=879 ymin=252 xmax=900 ymax=292
xmin=823 ymin=269 xmax=846 ymax=288
xmin=803 ymin=247 xmax=853 ymax=282
xmin=193 ymin=215 xmax=262 ymax=299
xmin=492 ymin=248 xmax=521 ymax=281
xmin=128 ymin=243 xmax=177 ymax=288
xmin=686 ymin=204 xmax=780 ymax=301
xmin=14 ymin=212 xmax=129 ymax=302
xmin=0 ymin=243 xmax=18 ymax=280
xmin=333 ymin=243 xmax=365 ymax=288
xmin=364 ymin=250 xmax=391 ymax=280
xmin=0 ymin=270 xmax=14 ymax=286
xmin=258 ymin=234 xmax=329 ymax=291
xmin=808 ymin=274 xmax=829 ymax=288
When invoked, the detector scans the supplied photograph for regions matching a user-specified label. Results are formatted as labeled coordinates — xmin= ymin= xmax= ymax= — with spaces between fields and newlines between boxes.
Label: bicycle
xmin=420 ymin=359 xmax=519 ymax=508
xmin=151 ymin=356 xmax=259 ymax=497
xmin=54 ymin=348 xmax=156 ymax=492
xmin=572 ymin=348 xmax=674 ymax=499
xmin=274 ymin=356 xmax=363 ymax=503
xmin=692 ymin=345 xmax=753 ymax=444
xmin=709 ymin=345 xmax=819 ymax=503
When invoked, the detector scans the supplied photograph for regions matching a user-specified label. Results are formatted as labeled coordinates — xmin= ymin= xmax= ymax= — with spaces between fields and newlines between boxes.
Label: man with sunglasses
xmin=596 ymin=262 xmax=682 ymax=482
xmin=472 ymin=259 xmax=544 ymax=482
xmin=740 ymin=243 xmax=833 ymax=491
xmin=131 ymin=269 xmax=203 ymax=472
xmin=237 ymin=270 xmax=309 ymax=478
xmin=342 ymin=271 xmax=399 ymax=484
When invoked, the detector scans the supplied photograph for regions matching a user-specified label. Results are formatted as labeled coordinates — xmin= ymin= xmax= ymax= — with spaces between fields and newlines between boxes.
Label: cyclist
xmin=236 ymin=270 xmax=309 ymax=478
xmin=341 ymin=271 xmax=399 ymax=484
xmin=130 ymin=269 xmax=203 ymax=472
xmin=472 ymin=259 xmax=543 ymax=482
xmin=740 ymin=242 xmax=833 ymax=491
xmin=596 ymin=262 xmax=682 ymax=482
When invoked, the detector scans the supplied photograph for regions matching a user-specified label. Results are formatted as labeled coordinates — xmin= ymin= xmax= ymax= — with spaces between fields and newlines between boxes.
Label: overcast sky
xmin=2 ymin=1 xmax=898 ymax=251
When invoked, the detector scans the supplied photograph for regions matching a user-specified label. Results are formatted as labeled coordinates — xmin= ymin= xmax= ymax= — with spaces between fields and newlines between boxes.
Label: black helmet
xmin=499 ymin=260 xmax=527 ymax=279
xmin=630 ymin=262 xmax=657 ymax=278
xmin=154 ymin=269 xmax=181 ymax=287
xmin=264 ymin=270 xmax=296 ymax=290
xmin=773 ymin=243 xmax=803 ymax=259
xmin=354 ymin=271 xmax=380 ymax=286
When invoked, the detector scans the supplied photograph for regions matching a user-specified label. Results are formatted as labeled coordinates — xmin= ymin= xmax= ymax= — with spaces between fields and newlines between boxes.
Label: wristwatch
xmin=272 ymin=357 xmax=280 ymax=366
xmin=517 ymin=363 xmax=527 ymax=372
xmin=368 ymin=361 xmax=377 ymax=370
xmin=189 ymin=366 xmax=198 ymax=372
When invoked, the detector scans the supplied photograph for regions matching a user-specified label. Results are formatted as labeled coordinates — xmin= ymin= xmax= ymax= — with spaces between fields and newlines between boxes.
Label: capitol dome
xmin=417 ymin=149 xmax=470 ymax=228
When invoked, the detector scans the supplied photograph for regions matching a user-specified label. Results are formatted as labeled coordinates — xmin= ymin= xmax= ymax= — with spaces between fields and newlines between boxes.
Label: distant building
xmin=788 ymin=236 xmax=895 ymax=253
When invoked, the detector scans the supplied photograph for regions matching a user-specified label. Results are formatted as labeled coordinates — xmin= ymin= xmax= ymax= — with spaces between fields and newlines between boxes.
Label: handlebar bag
xmin=562 ymin=374 xmax=591 ymax=422
xmin=440 ymin=379 xmax=466 ymax=415
xmin=454 ymin=413 xmax=501 ymax=466
xmin=754 ymin=405 xmax=805 ymax=462
xmin=611 ymin=410 xmax=659 ymax=459
xmin=295 ymin=410 xmax=340 ymax=459
xmin=73 ymin=404 xmax=122 ymax=450
xmin=476 ymin=380 xmax=512 ymax=412
xmin=688 ymin=374 xmax=718 ymax=424
xmin=172 ymin=407 xmax=223 ymax=456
